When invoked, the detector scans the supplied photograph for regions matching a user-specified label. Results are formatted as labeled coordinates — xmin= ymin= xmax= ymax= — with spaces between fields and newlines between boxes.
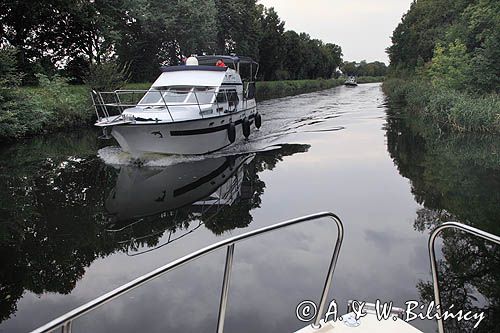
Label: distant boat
xmin=344 ymin=76 xmax=358 ymax=87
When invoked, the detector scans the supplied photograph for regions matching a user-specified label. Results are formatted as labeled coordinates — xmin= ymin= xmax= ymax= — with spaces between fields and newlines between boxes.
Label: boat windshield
xmin=139 ymin=86 xmax=216 ymax=106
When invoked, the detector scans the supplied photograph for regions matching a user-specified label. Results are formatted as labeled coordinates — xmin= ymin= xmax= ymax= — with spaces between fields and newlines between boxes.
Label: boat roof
xmin=160 ymin=65 xmax=227 ymax=73
xmin=152 ymin=67 xmax=236 ymax=88
xmin=196 ymin=55 xmax=258 ymax=66
xmin=157 ymin=55 xmax=258 ymax=82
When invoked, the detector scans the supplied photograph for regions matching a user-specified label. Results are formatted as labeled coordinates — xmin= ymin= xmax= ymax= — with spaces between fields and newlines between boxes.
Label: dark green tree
xmin=257 ymin=7 xmax=285 ymax=80
xmin=214 ymin=0 xmax=261 ymax=58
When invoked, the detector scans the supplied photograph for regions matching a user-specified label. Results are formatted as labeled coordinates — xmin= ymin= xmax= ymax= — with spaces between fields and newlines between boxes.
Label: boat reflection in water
xmin=105 ymin=154 xmax=255 ymax=254
xmin=104 ymin=144 xmax=310 ymax=255
xmin=107 ymin=155 xmax=252 ymax=220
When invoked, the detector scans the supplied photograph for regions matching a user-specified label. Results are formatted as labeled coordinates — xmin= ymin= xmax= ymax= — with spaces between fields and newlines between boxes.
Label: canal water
xmin=0 ymin=83 xmax=498 ymax=332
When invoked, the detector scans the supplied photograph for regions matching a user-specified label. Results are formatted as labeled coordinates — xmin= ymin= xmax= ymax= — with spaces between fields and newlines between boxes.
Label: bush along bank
xmin=0 ymin=75 xmax=92 ymax=143
xmin=357 ymin=76 xmax=384 ymax=84
xmin=256 ymin=78 xmax=344 ymax=101
xmin=383 ymin=78 xmax=500 ymax=133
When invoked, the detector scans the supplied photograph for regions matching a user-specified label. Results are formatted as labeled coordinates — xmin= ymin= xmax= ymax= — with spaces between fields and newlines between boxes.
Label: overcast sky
xmin=258 ymin=0 xmax=413 ymax=64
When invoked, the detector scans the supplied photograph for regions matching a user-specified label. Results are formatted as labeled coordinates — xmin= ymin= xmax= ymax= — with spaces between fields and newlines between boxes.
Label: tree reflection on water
xmin=0 ymin=130 xmax=309 ymax=323
xmin=386 ymin=102 xmax=500 ymax=332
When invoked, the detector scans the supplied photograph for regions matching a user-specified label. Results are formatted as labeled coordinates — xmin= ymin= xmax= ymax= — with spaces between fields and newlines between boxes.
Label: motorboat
xmin=92 ymin=55 xmax=262 ymax=156
xmin=344 ymin=76 xmax=358 ymax=87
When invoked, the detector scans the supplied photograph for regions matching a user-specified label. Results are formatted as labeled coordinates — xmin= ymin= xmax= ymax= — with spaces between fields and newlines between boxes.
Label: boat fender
xmin=227 ymin=122 xmax=236 ymax=143
xmin=255 ymin=112 xmax=262 ymax=129
xmin=242 ymin=118 xmax=251 ymax=138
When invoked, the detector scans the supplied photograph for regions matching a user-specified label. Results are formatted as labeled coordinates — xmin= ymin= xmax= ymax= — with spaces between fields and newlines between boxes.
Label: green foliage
xmin=427 ymin=40 xmax=471 ymax=90
xmin=341 ymin=60 xmax=388 ymax=77
xmin=0 ymin=48 xmax=23 ymax=88
xmin=356 ymin=76 xmax=385 ymax=84
xmin=215 ymin=0 xmax=261 ymax=58
xmin=2 ymin=0 xmax=344 ymax=84
xmin=32 ymin=74 xmax=92 ymax=129
xmin=387 ymin=0 xmax=469 ymax=70
xmin=0 ymin=74 xmax=92 ymax=142
xmin=83 ymin=61 xmax=130 ymax=92
xmin=0 ymin=47 xmax=32 ymax=140
xmin=383 ymin=78 xmax=500 ymax=133
xmin=387 ymin=0 xmax=499 ymax=133
xmin=0 ymin=1 xmax=348 ymax=141
xmin=0 ymin=93 xmax=39 ymax=141
xmin=256 ymin=79 xmax=344 ymax=101
xmin=462 ymin=0 xmax=500 ymax=93
xmin=258 ymin=7 xmax=285 ymax=81
xmin=388 ymin=0 xmax=499 ymax=94
xmin=282 ymin=31 xmax=343 ymax=80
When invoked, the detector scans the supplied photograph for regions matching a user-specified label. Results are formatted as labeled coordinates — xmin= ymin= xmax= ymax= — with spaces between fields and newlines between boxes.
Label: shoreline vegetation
xmin=0 ymin=77 xmax=382 ymax=143
xmin=383 ymin=78 xmax=500 ymax=133
xmin=384 ymin=0 xmax=499 ymax=134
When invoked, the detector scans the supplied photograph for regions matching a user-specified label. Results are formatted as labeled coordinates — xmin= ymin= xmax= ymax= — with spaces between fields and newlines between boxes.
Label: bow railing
xmin=30 ymin=212 xmax=343 ymax=333
xmin=91 ymin=83 xmax=256 ymax=125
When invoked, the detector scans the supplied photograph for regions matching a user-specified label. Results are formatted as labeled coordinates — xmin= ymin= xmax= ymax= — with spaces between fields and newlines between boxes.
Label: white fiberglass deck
xmin=296 ymin=313 xmax=423 ymax=333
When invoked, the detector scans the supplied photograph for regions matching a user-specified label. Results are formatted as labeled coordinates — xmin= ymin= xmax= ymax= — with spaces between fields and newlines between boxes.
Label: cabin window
xmin=186 ymin=87 xmax=216 ymax=104
xmin=139 ymin=86 xmax=217 ymax=105
xmin=139 ymin=89 xmax=164 ymax=105
xmin=162 ymin=87 xmax=191 ymax=103
xmin=227 ymin=90 xmax=239 ymax=103
xmin=139 ymin=87 xmax=190 ymax=105
xmin=216 ymin=89 xmax=238 ymax=104
xmin=246 ymin=82 xmax=256 ymax=99
xmin=216 ymin=91 xmax=227 ymax=103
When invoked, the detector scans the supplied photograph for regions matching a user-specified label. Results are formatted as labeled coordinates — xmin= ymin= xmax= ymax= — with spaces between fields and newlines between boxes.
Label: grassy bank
xmin=0 ymin=78 xmax=346 ymax=142
xmin=383 ymin=78 xmax=500 ymax=133
xmin=357 ymin=76 xmax=384 ymax=83
xmin=255 ymin=78 xmax=343 ymax=101
xmin=0 ymin=78 xmax=91 ymax=142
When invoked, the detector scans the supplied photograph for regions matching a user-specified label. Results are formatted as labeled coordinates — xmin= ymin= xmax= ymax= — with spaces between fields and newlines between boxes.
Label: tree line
xmin=1 ymin=0 xmax=344 ymax=84
xmin=341 ymin=60 xmax=387 ymax=77
xmin=387 ymin=0 xmax=499 ymax=93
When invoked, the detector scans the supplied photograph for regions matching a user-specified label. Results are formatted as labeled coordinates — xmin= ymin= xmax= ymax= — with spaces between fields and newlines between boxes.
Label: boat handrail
xmin=92 ymin=86 xmax=255 ymax=124
xmin=30 ymin=212 xmax=344 ymax=333
xmin=429 ymin=222 xmax=500 ymax=333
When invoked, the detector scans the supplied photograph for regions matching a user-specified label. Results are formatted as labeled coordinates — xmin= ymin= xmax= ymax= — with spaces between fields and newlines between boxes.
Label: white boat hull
xmin=110 ymin=107 xmax=257 ymax=155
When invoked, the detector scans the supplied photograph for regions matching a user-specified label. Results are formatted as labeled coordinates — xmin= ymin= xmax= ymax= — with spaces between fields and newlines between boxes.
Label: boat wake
xmin=97 ymin=143 xmax=286 ymax=167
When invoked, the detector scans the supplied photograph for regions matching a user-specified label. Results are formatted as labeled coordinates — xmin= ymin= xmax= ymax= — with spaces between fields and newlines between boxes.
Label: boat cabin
xmin=115 ymin=56 xmax=257 ymax=122
xmin=93 ymin=55 xmax=259 ymax=125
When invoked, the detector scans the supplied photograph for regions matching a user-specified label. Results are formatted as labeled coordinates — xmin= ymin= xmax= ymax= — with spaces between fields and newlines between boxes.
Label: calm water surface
xmin=0 ymin=83 xmax=498 ymax=332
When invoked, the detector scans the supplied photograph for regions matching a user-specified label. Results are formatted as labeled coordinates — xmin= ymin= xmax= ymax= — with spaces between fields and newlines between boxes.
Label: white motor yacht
xmin=93 ymin=56 xmax=261 ymax=156
xmin=344 ymin=76 xmax=358 ymax=86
